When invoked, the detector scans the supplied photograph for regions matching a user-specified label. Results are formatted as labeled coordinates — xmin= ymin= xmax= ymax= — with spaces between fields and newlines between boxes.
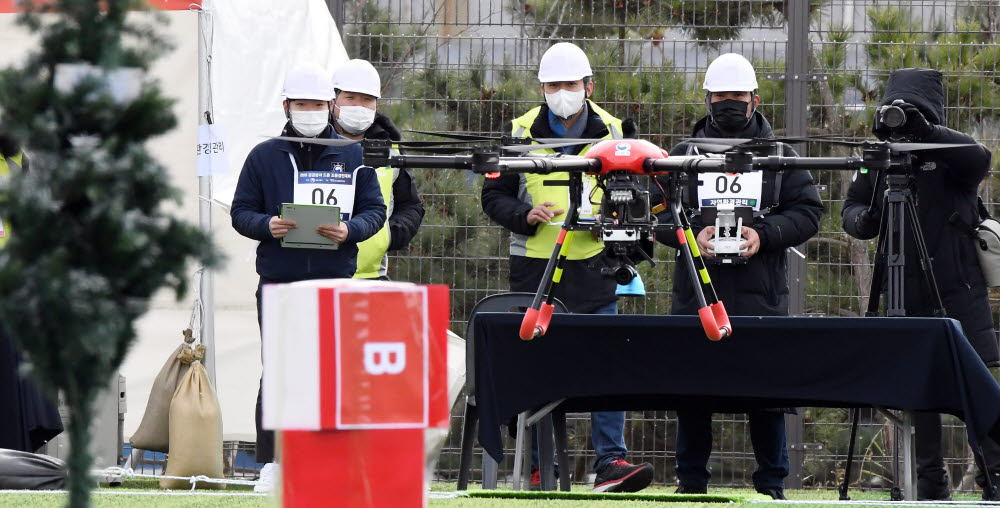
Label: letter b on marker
xmin=363 ymin=342 xmax=406 ymax=375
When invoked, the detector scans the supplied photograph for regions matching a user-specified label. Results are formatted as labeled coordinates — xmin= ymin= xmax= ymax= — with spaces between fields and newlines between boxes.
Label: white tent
xmin=0 ymin=0 xmax=348 ymax=441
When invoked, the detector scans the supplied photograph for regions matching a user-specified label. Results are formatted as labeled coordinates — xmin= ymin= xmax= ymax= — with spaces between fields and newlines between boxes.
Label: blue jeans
xmin=675 ymin=409 xmax=789 ymax=489
xmin=531 ymin=300 xmax=628 ymax=473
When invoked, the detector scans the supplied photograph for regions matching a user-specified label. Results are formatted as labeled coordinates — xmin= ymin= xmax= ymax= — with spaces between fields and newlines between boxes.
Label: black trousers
xmin=915 ymin=368 xmax=1000 ymax=489
xmin=254 ymin=281 xmax=275 ymax=464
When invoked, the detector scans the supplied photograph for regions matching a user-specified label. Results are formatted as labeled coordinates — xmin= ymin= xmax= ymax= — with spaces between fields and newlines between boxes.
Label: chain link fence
xmin=339 ymin=0 xmax=1000 ymax=492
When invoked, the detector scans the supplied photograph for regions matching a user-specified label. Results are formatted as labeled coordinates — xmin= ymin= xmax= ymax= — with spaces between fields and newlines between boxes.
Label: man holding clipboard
xmin=230 ymin=64 xmax=386 ymax=491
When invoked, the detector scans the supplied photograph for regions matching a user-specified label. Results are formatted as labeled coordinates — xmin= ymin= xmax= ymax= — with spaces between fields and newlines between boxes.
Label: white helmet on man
xmin=332 ymin=59 xmax=382 ymax=99
xmin=702 ymin=53 xmax=758 ymax=92
xmin=537 ymin=42 xmax=593 ymax=83
xmin=282 ymin=64 xmax=335 ymax=101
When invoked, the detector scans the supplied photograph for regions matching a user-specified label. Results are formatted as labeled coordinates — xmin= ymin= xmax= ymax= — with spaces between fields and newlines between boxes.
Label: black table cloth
xmin=474 ymin=313 xmax=1000 ymax=463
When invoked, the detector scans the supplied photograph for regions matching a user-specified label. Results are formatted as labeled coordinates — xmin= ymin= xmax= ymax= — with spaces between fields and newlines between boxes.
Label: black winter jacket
xmin=842 ymin=69 xmax=998 ymax=366
xmin=651 ymin=112 xmax=824 ymax=316
xmin=361 ymin=113 xmax=426 ymax=251
xmin=482 ymin=103 xmax=637 ymax=313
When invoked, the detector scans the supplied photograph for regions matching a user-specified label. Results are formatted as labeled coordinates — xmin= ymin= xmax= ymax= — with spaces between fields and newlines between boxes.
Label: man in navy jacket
xmin=230 ymin=64 xmax=385 ymax=491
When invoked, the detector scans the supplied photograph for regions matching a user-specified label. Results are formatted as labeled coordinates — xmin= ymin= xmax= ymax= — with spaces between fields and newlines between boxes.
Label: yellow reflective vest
xmin=0 ymin=151 xmax=23 ymax=249
xmin=354 ymin=152 xmax=398 ymax=279
xmin=509 ymin=101 xmax=623 ymax=260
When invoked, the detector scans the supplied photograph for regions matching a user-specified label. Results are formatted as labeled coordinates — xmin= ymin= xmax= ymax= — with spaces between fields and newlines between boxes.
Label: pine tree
xmin=0 ymin=1 xmax=217 ymax=506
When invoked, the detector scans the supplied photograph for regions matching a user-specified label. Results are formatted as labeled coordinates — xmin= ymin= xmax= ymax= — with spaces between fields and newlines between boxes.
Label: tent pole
xmin=197 ymin=4 xmax=216 ymax=383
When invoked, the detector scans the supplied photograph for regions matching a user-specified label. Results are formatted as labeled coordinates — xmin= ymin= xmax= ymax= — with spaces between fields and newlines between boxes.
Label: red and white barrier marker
xmin=262 ymin=280 xmax=449 ymax=508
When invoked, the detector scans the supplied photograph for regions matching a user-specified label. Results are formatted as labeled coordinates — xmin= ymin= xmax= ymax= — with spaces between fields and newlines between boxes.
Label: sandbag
xmin=129 ymin=329 xmax=195 ymax=453
xmin=0 ymin=448 xmax=66 ymax=490
xmin=160 ymin=351 xmax=224 ymax=490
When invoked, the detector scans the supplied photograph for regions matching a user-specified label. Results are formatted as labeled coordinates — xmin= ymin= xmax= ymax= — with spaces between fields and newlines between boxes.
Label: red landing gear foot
xmin=697 ymin=306 xmax=724 ymax=341
xmin=520 ymin=308 xmax=539 ymax=340
xmin=710 ymin=301 xmax=732 ymax=338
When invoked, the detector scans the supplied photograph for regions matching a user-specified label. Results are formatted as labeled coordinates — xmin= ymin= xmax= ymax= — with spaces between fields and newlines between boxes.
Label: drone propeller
xmin=404 ymin=129 xmax=497 ymax=141
xmin=500 ymin=140 xmax=598 ymax=153
xmin=270 ymin=135 xmax=487 ymax=149
xmin=271 ymin=135 xmax=360 ymax=147
xmin=681 ymin=137 xmax=976 ymax=153
xmin=529 ymin=137 xmax=607 ymax=145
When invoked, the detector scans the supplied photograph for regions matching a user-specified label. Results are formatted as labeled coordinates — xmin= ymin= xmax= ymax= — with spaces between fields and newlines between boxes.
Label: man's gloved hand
xmin=872 ymin=112 xmax=891 ymax=141
xmin=895 ymin=103 xmax=934 ymax=141
xmin=854 ymin=209 xmax=881 ymax=237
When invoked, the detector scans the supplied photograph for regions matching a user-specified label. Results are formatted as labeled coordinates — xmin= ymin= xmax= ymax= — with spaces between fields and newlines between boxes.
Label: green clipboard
xmin=280 ymin=203 xmax=340 ymax=250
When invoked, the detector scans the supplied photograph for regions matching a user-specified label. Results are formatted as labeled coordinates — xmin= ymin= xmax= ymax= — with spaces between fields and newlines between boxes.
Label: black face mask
xmin=710 ymin=99 xmax=751 ymax=133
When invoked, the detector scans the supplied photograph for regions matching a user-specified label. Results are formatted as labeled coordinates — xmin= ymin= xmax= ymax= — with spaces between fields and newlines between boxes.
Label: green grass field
xmin=0 ymin=481 xmax=989 ymax=507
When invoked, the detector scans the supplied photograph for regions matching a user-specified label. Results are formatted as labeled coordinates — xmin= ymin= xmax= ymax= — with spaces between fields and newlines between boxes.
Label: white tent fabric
xmin=2 ymin=1 xmax=349 ymax=442
xmin=207 ymin=0 xmax=349 ymax=207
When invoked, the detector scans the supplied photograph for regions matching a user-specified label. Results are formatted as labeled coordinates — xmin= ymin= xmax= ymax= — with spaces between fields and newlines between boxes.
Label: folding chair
xmin=456 ymin=292 xmax=570 ymax=491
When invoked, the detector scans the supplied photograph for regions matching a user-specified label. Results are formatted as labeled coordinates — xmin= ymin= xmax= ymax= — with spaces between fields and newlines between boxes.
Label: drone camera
xmin=600 ymin=262 xmax=638 ymax=285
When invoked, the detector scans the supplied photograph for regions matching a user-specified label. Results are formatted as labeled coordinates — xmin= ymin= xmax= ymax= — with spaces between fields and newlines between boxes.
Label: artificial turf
xmin=0 ymin=481 xmax=990 ymax=507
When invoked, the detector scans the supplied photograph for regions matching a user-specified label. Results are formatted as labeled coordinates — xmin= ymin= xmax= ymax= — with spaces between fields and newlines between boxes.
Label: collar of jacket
xmin=519 ymin=100 xmax=616 ymax=141
xmin=275 ymin=122 xmax=348 ymax=157
xmin=691 ymin=110 xmax=774 ymax=140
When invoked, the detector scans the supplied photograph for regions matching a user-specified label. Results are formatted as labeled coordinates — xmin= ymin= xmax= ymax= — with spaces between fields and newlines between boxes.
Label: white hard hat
xmin=332 ymin=59 xmax=382 ymax=99
xmin=282 ymin=64 xmax=335 ymax=101
xmin=537 ymin=42 xmax=593 ymax=83
xmin=703 ymin=53 xmax=759 ymax=92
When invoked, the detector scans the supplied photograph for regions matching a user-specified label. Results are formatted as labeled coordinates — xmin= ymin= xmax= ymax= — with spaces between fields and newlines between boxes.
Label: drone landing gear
xmin=672 ymin=199 xmax=731 ymax=341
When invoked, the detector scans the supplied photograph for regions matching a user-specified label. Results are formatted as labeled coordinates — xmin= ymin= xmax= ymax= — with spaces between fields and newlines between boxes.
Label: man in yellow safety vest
xmin=481 ymin=42 xmax=652 ymax=493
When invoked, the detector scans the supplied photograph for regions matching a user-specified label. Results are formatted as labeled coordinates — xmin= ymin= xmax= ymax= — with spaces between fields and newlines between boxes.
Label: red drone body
xmin=584 ymin=138 xmax=669 ymax=175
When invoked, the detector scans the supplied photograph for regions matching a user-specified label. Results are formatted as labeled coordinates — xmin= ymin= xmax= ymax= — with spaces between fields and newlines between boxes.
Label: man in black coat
xmin=650 ymin=53 xmax=824 ymax=500
xmin=842 ymin=67 xmax=1000 ymax=501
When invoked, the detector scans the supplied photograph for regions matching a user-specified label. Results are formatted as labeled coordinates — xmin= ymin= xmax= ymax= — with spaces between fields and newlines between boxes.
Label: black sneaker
xmin=675 ymin=483 xmax=708 ymax=494
xmin=983 ymin=473 xmax=1000 ymax=501
xmin=593 ymin=457 xmax=653 ymax=493
xmin=917 ymin=476 xmax=951 ymax=501
xmin=756 ymin=487 xmax=786 ymax=500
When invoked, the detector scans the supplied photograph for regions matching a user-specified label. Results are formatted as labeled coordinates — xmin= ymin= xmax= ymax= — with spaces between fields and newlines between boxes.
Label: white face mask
xmin=545 ymin=89 xmax=586 ymax=119
xmin=336 ymin=105 xmax=376 ymax=135
xmin=289 ymin=109 xmax=329 ymax=138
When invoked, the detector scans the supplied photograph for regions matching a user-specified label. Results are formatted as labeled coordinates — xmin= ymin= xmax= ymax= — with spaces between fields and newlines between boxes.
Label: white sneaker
xmin=254 ymin=462 xmax=280 ymax=493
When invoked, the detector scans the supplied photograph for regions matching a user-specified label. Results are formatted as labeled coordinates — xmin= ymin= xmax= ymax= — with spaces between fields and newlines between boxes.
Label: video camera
xmin=876 ymin=99 xmax=909 ymax=130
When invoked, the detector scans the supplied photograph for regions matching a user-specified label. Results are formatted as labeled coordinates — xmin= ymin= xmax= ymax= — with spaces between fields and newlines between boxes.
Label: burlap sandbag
xmin=129 ymin=330 xmax=195 ymax=453
xmin=160 ymin=347 xmax=224 ymax=490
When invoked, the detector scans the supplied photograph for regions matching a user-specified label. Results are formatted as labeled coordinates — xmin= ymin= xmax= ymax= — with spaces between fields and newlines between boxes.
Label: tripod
xmin=839 ymin=170 xmax=994 ymax=501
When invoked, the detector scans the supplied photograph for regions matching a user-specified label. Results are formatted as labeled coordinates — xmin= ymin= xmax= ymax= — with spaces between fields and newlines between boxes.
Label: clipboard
xmin=280 ymin=203 xmax=340 ymax=250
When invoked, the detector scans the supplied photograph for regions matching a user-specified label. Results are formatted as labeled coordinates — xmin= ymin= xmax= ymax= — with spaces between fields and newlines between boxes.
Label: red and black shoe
xmin=593 ymin=457 xmax=653 ymax=493
xmin=529 ymin=466 xmax=561 ymax=491
xmin=529 ymin=467 xmax=541 ymax=491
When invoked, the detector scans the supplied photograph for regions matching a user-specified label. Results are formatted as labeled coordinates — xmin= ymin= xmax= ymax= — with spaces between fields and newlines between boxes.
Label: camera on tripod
xmin=877 ymin=99 xmax=908 ymax=129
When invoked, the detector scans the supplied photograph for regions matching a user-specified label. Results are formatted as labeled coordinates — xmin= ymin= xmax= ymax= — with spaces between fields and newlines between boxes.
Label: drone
xmin=270 ymin=132 xmax=974 ymax=341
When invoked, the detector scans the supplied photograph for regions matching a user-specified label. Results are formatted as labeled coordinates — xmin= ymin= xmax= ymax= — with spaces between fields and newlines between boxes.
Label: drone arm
xmin=386 ymin=154 xmax=476 ymax=170
xmin=643 ymin=157 xmax=726 ymax=174
xmin=500 ymin=157 xmax=600 ymax=175
xmin=750 ymin=155 xmax=864 ymax=171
